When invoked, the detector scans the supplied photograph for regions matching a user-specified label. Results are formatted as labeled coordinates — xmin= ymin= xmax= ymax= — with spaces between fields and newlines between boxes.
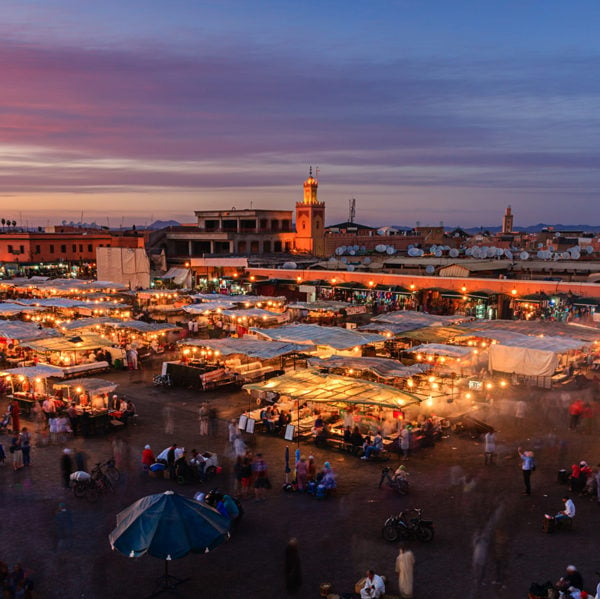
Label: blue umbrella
xmin=109 ymin=490 xmax=231 ymax=592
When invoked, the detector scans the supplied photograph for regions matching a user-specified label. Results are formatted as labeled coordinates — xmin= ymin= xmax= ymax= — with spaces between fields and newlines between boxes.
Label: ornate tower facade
xmin=502 ymin=205 xmax=514 ymax=234
xmin=295 ymin=167 xmax=326 ymax=256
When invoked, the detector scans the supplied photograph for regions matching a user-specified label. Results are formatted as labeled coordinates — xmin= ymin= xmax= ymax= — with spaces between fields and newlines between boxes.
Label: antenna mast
xmin=348 ymin=198 xmax=356 ymax=224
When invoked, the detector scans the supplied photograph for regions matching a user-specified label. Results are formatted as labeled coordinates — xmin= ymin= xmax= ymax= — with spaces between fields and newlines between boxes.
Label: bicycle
xmin=72 ymin=463 xmax=115 ymax=502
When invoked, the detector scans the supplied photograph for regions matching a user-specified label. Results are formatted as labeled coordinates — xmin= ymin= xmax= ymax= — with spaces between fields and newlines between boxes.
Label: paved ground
xmin=1 ymin=360 xmax=600 ymax=599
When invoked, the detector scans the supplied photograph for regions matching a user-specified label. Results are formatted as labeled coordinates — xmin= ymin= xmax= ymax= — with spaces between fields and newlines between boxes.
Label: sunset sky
xmin=1 ymin=1 xmax=599 ymax=228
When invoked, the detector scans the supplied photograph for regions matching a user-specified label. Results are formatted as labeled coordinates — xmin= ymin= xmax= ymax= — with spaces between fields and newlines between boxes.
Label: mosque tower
xmin=502 ymin=205 xmax=514 ymax=234
xmin=295 ymin=167 xmax=326 ymax=256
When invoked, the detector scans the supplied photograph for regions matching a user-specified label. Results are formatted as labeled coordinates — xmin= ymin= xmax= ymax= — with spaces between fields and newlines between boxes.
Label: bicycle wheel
xmin=73 ymin=481 xmax=87 ymax=498
xmin=105 ymin=466 xmax=120 ymax=484
xmin=416 ymin=525 xmax=434 ymax=542
xmin=382 ymin=525 xmax=399 ymax=542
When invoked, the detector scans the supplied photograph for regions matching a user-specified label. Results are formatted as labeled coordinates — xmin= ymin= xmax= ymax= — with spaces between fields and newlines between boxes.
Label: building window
xmin=72 ymin=244 xmax=77 ymax=252
xmin=87 ymin=244 xmax=93 ymax=252
xmin=7 ymin=245 xmax=13 ymax=254
xmin=79 ymin=244 xmax=83 ymax=252
xmin=50 ymin=245 xmax=55 ymax=253
xmin=35 ymin=245 xmax=41 ymax=254
xmin=61 ymin=245 xmax=66 ymax=253
xmin=20 ymin=245 xmax=24 ymax=253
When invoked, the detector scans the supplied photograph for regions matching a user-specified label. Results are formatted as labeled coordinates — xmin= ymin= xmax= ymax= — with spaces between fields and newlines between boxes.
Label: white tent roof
xmin=0 ymin=364 xmax=65 ymax=379
xmin=407 ymin=344 xmax=474 ymax=358
xmin=309 ymin=356 xmax=431 ymax=379
xmin=190 ymin=294 xmax=286 ymax=306
xmin=0 ymin=302 xmax=45 ymax=316
xmin=250 ymin=323 xmax=385 ymax=350
xmin=221 ymin=308 xmax=285 ymax=321
xmin=182 ymin=301 xmax=237 ymax=314
xmin=243 ymin=369 xmax=421 ymax=408
xmin=286 ymin=301 xmax=350 ymax=312
xmin=178 ymin=338 xmax=309 ymax=359
xmin=486 ymin=332 xmax=588 ymax=352
xmin=0 ymin=322 xmax=62 ymax=342
xmin=373 ymin=310 xmax=470 ymax=327
xmin=53 ymin=377 xmax=118 ymax=395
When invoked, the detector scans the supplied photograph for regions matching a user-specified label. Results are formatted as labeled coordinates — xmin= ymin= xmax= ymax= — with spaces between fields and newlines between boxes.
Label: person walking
xmin=395 ymin=545 xmax=415 ymax=598
xmin=253 ymin=453 xmax=270 ymax=501
xmin=400 ymin=426 xmax=410 ymax=459
xmin=20 ymin=427 xmax=31 ymax=467
xmin=518 ymin=447 xmax=535 ymax=496
xmin=9 ymin=399 xmax=20 ymax=434
xmin=61 ymin=448 xmax=74 ymax=489
xmin=10 ymin=432 xmax=23 ymax=471
xmin=198 ymin=403 xmax=209 ymax=436
xmin=284 ymin=538 xmax=302 ymax=595
xmin=484 ymin=430 xmax=496 ymax=465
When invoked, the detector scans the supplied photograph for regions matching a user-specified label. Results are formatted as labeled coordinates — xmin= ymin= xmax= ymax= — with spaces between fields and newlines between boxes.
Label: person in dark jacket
xmin=284 ymin=537 xmax=302 ymax=595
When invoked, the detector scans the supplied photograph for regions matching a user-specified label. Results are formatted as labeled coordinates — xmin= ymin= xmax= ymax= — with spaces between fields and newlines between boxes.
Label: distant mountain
xmin=147 ymin=220 xmax=181 ymax=230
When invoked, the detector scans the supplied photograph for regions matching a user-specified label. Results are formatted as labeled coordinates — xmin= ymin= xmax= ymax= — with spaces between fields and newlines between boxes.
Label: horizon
xmin=1 ymin=2 xmax=600 ymax=226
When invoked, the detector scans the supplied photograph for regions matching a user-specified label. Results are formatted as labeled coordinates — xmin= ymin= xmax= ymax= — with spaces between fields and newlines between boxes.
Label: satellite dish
xmin=554 ymin=232 xmax=560 ymax=237
xmin=329 ymin=256 xmax=337 ymax=262
xmin=282 ymin=261 xmax=297 ymax=269
xmin=449 ymin=248 xmax=459 ymax=258
xmin=347 ymin=264 xmax=355 ymax=272
xmin=495 ymin=248 xmax=504 ymax=257
xmin=519 ymin=251 xmax=529 ymax=260
xmin=375 ymin=244 xmax=386 ymax=253
xmin=425 ymin=265 xmax=435 ymax=274
xmin=349 ymin=250 xmax=356 ymax=256
xmin=472 ymin=247 xmax=482 ymax=259
xmin=408 ymin=247 xmax=417 ymax=257
xmin=386 ymin=246 xmax=396 ymax=255
xmin=586 ymin=246 xmax=594 ymax=254
xmin=571 ymin=252 xmax=580 ymax=260
xmin=537 ymin=243 xmax=543 ymax=249
xmin=335 ymin=247 xmax=343 ymax=256
xmin=363 ymin=257 xmax=371 ymax=265
xmin=561 ymin=252 xmax=570 ymax=260
xmin=434 ymin=249 xmax=442 ymax=257
xmin=429 ymin=246 xmax=437 ymax=254
xmin=341 ymin=257 xmax=348 ymax=264
xmin=408 ymin=244 xmax=414 ymax=250
xmin=416 ymin=249 xmax=425 ymax=257
xmin=465 ymin=248 xmax=473 ymax=256
xmin=537 ymin=251 xmax=545 ymax=259
xmin=505 ymin=250 xmax=513 ymax=260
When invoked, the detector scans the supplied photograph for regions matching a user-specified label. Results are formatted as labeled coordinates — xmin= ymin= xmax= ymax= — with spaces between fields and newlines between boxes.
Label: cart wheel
xmin=382 ymin=525 xmax=399 ymax=542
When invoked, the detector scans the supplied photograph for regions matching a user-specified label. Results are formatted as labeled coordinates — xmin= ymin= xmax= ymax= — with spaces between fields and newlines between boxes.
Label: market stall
xmin=0 ymin=364 xmax=64 ymax=415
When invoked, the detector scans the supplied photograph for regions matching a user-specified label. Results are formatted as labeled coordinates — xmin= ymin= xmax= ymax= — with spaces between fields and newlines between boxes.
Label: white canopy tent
xmin=406 ymin=344 xmax=474 ymax=358
xmin=178 ymin=338 xmax=309 ymax=360
xmin=308 ymin=356 xmax=431 ymax=379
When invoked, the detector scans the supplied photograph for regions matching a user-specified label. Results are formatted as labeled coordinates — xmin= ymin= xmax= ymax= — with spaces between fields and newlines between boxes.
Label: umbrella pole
xmin=148 ymin=560 xmax=189 ymax=598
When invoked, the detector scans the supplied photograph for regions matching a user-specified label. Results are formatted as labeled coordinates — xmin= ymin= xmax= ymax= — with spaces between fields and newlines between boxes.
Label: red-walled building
xmin=0 ymin=229 xmax=144 ymax=264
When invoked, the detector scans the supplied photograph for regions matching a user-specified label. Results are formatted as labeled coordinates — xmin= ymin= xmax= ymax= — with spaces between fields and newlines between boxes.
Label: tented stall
xmin=308 ymin=355 xmax=431 ymax=381
xmin=0 ymin=364 xmax=65 ymax=414
xmin=250 ymin=323 xmax=385 ymax=357
xmin=406 ymin=344 xmax=474 ymax=359
xmin=488 ymin=334 xmax=590 ymax=381
xmin=53 ymin=378 xmax=118 ymax=409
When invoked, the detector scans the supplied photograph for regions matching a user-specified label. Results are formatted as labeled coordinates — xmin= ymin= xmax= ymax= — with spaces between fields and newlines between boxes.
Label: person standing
xmin=518 ymin=447 xmax=535 ymax=495
xmin=568 ymin=399 xmax=584 ymax=430
xmin=9 ymin=399 xmax=20 ymax=434
xmin=61 ymin=448 xmax=74 ymax=488
xmin=20 ymin=427 xmax=31 ymax=467
xmin=395 ymin=545 xmax=415 ymax=598
xmin=400 ymin=426 xmax=410 ymax=459
xmin=141 ymin=444 xmax=155 ymax=472
xmin=10 ymin=432 xmax=23 ymax=471
xmin=484 ymin=430 xmax=496 ymax=465
xmin=253 ymin=453 xmax=270 ymax=501
xmin=208 ymin=405 xmax=218 ymax=436
xmin=284 ymin=538 xmax=302 ymax=595
xmin=198 ymin=403 xmax=209 ymax=436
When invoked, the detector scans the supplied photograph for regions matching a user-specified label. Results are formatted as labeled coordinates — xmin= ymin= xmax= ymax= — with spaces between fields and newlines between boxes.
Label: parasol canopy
xmin=108 ymin=490 xmax=230 ymax=560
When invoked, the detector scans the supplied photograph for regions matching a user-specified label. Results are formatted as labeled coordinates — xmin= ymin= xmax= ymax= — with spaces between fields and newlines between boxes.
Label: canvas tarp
xmin=178 ymin=338 xmax=309 ymax=359
xmin=489 ymin=344 xmax=559 ymax=377
xmin=0 ymin=364 xmax=65 ymax=379
xmin=243 ymin=369 xmax=421 ymax=408
xmin=96 ymin=247 xmax=150 ymax=289
xmin=250 ymin=323 xmax=385 ymax=350
xmin=308 ymin=356 xmax=431 ymax=379
xmin=406 ymin=344 xmax=473 ymax=358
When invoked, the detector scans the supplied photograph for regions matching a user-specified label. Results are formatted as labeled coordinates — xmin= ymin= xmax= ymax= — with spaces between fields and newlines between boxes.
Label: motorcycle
xmin=378 ymin=466 xmax=409 ymax=495
xmin=382 ymin=508 xmax=434 ymax=543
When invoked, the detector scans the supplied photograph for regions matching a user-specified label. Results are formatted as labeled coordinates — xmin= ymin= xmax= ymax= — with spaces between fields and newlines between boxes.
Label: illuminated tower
xmin=502 ymin=205 xmax=514 ymax=234
xmin=295 ymin=167 xmax=326 ymax=256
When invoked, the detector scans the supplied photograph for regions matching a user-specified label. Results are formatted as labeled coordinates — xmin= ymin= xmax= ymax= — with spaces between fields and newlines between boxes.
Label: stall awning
xmin=407 ymin=344 xmax=474 ymax=358
xmin=0 ymin=364 xmax=65 ymax=379
xmin=402 ymin=326 xmax=468 ymax=344
xmin=243 ymin=369 xmax=421 ymax=408
xmin=250 ymin=323 xmax=385 ymax=350
xmin=308 ymin=356 xmax=431 ymax=379
xmin=373 ymin=310 xmax=469 ymax=326
xmin=53 ymin=377 xmax=117 ymax=395
xmin=0 ymin=322 xmax=62 ymax=342
xmin=22 ymin=334 xmax=112 ymax=352
xmin=183 ymin=302 xmax=237 ymax=314
xmin=178 ymin=338 xmax=309 ymax=359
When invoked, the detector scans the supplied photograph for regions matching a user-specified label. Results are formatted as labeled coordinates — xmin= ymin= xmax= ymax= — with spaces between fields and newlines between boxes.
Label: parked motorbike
xmin=382 ymin=508 xmax=434 ymax=543
xmin=378 ymin=466 xmax=409 ymax=495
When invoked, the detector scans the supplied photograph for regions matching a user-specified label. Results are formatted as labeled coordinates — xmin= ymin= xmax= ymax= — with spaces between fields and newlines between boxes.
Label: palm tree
xmin=1 ymin=219 xmax=5 ymax=232
xmin=11 ymin=220 xmax=16 ymax=228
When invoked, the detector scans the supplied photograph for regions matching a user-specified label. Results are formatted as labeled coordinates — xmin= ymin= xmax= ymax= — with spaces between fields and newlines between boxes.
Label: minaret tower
xmin=502 ymin=205 xmax=514 ymax=234
xmin=295 ymin=167 xmax=326 ymax=256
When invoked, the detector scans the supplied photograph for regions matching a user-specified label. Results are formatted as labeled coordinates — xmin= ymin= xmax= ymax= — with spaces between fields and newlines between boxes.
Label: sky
xmin=1 ymin=0 xmax=600 ymax=228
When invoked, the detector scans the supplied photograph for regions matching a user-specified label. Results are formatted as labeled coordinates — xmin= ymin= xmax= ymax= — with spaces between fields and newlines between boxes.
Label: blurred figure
xmin=61 ymin=448 xmax=74 ymax=489
xmin=395 ymin=544 xmax=415 ymax=598
xmin=284 ymin=538 xmax=302 ymax=595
